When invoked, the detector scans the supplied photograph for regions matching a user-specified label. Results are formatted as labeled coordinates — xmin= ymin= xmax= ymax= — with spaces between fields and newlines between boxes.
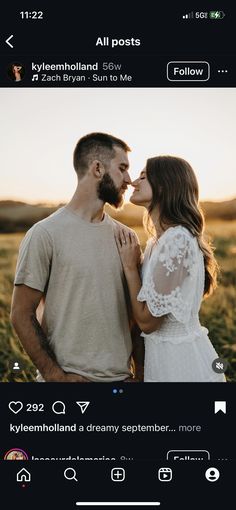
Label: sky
xmin=0 ymin=88 xmax=235 ymax=203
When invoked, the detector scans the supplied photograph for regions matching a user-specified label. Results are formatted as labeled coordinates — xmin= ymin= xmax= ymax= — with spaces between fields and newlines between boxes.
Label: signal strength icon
xmin=182 ymin=12 xmax=194 ymax=19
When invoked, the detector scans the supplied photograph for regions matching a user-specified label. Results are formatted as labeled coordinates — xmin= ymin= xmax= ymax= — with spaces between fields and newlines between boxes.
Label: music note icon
xmin=32 ymin=74 xmax=39 ymax=81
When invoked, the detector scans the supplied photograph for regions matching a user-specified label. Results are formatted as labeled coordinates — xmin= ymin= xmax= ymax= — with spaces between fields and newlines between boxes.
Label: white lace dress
xmin=137 ymin=226 xmax=226 ymax=382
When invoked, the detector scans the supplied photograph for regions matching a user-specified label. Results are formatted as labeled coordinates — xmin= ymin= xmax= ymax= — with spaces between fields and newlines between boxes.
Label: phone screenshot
xmin=0 ymin=3 xmax=235 ymax=509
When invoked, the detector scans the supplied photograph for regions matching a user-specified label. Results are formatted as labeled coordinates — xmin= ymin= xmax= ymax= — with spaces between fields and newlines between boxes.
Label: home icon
xmin=16 ymin=468 xmax=31 ymax=482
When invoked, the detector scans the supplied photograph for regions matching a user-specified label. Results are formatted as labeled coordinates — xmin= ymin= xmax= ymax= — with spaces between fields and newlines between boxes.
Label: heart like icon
xmin=8 ymin=401 xmax=23 ymax=414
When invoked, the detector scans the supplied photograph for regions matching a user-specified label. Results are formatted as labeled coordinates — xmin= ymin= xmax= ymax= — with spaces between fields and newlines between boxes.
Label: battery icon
xmin=209 ymin=11 xmax=225 ymax=19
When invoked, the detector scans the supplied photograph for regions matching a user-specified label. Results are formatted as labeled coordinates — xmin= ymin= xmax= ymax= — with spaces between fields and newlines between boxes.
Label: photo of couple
xmin=10 ymin=132 xmax=225 ymax=383
xmin=1 ymin=88 xmax=235 ymax=383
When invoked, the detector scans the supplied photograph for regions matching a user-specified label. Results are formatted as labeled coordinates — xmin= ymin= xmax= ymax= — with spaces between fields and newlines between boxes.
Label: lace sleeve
xmin=137 ymin=228 xmax=198 ymax=323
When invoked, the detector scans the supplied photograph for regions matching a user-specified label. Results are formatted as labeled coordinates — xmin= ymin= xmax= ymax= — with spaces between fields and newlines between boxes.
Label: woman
xmin=12 ymin=64 xmax=23 ymax=81
xmin=8 ymin=63 xmax=24 ymax=82
xmin=115 ymin=155 xmax=225 ymax=382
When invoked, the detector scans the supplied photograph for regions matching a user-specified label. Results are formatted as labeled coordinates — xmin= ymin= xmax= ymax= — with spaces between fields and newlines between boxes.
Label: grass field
xmin=199 ymin=221 xmax=236 ymax=382
xmin=0 ymin=220 xmax=236 ymax=382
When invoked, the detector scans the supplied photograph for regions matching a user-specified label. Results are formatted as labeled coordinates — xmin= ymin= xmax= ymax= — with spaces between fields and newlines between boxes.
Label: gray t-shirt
xmin=14 ymin=207 xmax=133 ymax=381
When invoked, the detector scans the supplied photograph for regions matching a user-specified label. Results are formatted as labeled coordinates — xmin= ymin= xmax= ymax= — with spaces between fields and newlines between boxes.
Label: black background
xmin=0 ymin=2 xmax=235 ymax=508
xmin=0 ymin=3 xmax=236 ymax=86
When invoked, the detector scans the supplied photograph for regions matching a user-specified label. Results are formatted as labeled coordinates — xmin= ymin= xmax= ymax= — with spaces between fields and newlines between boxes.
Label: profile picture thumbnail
xmin=7 ymin=63 xmax=25 ymax=82
xmin=4 ymin=448 xmax=28 ymax=460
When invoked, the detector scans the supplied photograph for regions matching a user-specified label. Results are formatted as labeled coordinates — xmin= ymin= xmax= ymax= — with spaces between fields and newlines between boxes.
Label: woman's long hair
xmin=145 ymin=155 xmax=219 ymax=297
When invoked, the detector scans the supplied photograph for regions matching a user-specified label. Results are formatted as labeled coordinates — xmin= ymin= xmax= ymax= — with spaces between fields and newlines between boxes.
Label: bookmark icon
xmin=214 ymin=401 xmax=226 ymax=414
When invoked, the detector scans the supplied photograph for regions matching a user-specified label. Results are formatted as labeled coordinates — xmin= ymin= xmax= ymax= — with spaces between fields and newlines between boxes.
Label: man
xmin=11 ymin=132 xmax=143 ymax=382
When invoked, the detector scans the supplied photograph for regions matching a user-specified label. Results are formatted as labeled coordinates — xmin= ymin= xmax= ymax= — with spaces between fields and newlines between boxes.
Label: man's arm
xmin=10 ymin=285 xmax=90 ymax=382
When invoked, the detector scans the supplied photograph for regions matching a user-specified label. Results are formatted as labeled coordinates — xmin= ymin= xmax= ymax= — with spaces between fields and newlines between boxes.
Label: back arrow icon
xmin=6 ymin=35 xmax=14 ymax=48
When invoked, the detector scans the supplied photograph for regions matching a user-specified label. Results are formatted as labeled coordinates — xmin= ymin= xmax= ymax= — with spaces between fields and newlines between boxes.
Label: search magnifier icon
xmin=64 ymin=468 xmax=78 ymax=482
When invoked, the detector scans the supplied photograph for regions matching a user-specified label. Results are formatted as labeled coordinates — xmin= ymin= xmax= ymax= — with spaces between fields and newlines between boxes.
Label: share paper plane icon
xmin=76 ymin=401 xmax=90 ymax=414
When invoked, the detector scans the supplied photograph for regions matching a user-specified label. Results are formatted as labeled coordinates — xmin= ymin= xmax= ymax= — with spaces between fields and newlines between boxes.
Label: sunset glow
xmin=1 ymin=88 xmax=235 ymax=203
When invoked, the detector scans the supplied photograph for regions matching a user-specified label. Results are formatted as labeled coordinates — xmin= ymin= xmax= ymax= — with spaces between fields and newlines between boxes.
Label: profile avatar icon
xmin=9 ymin=358 xmax=25 ymax=372
xmin=4 ymin=448 xmax=28 ymax=460
xmin=205 ymin=467 xmax=220 ymax=482
xmin=7 ymin=63 xmax=25 ymax=82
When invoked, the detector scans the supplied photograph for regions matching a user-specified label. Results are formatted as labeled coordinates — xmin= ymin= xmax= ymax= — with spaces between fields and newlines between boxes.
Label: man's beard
xmin=97 ymin=173 xmax=124 ymax=208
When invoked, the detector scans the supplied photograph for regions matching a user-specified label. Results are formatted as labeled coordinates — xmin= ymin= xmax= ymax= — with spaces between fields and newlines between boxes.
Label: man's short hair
xmin=73 ymin=132 xmax=131 ymax=177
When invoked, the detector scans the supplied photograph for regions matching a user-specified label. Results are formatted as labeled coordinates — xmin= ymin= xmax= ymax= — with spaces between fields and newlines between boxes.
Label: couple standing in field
xmin=11 ymin=132 xmax=225 ymax=383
